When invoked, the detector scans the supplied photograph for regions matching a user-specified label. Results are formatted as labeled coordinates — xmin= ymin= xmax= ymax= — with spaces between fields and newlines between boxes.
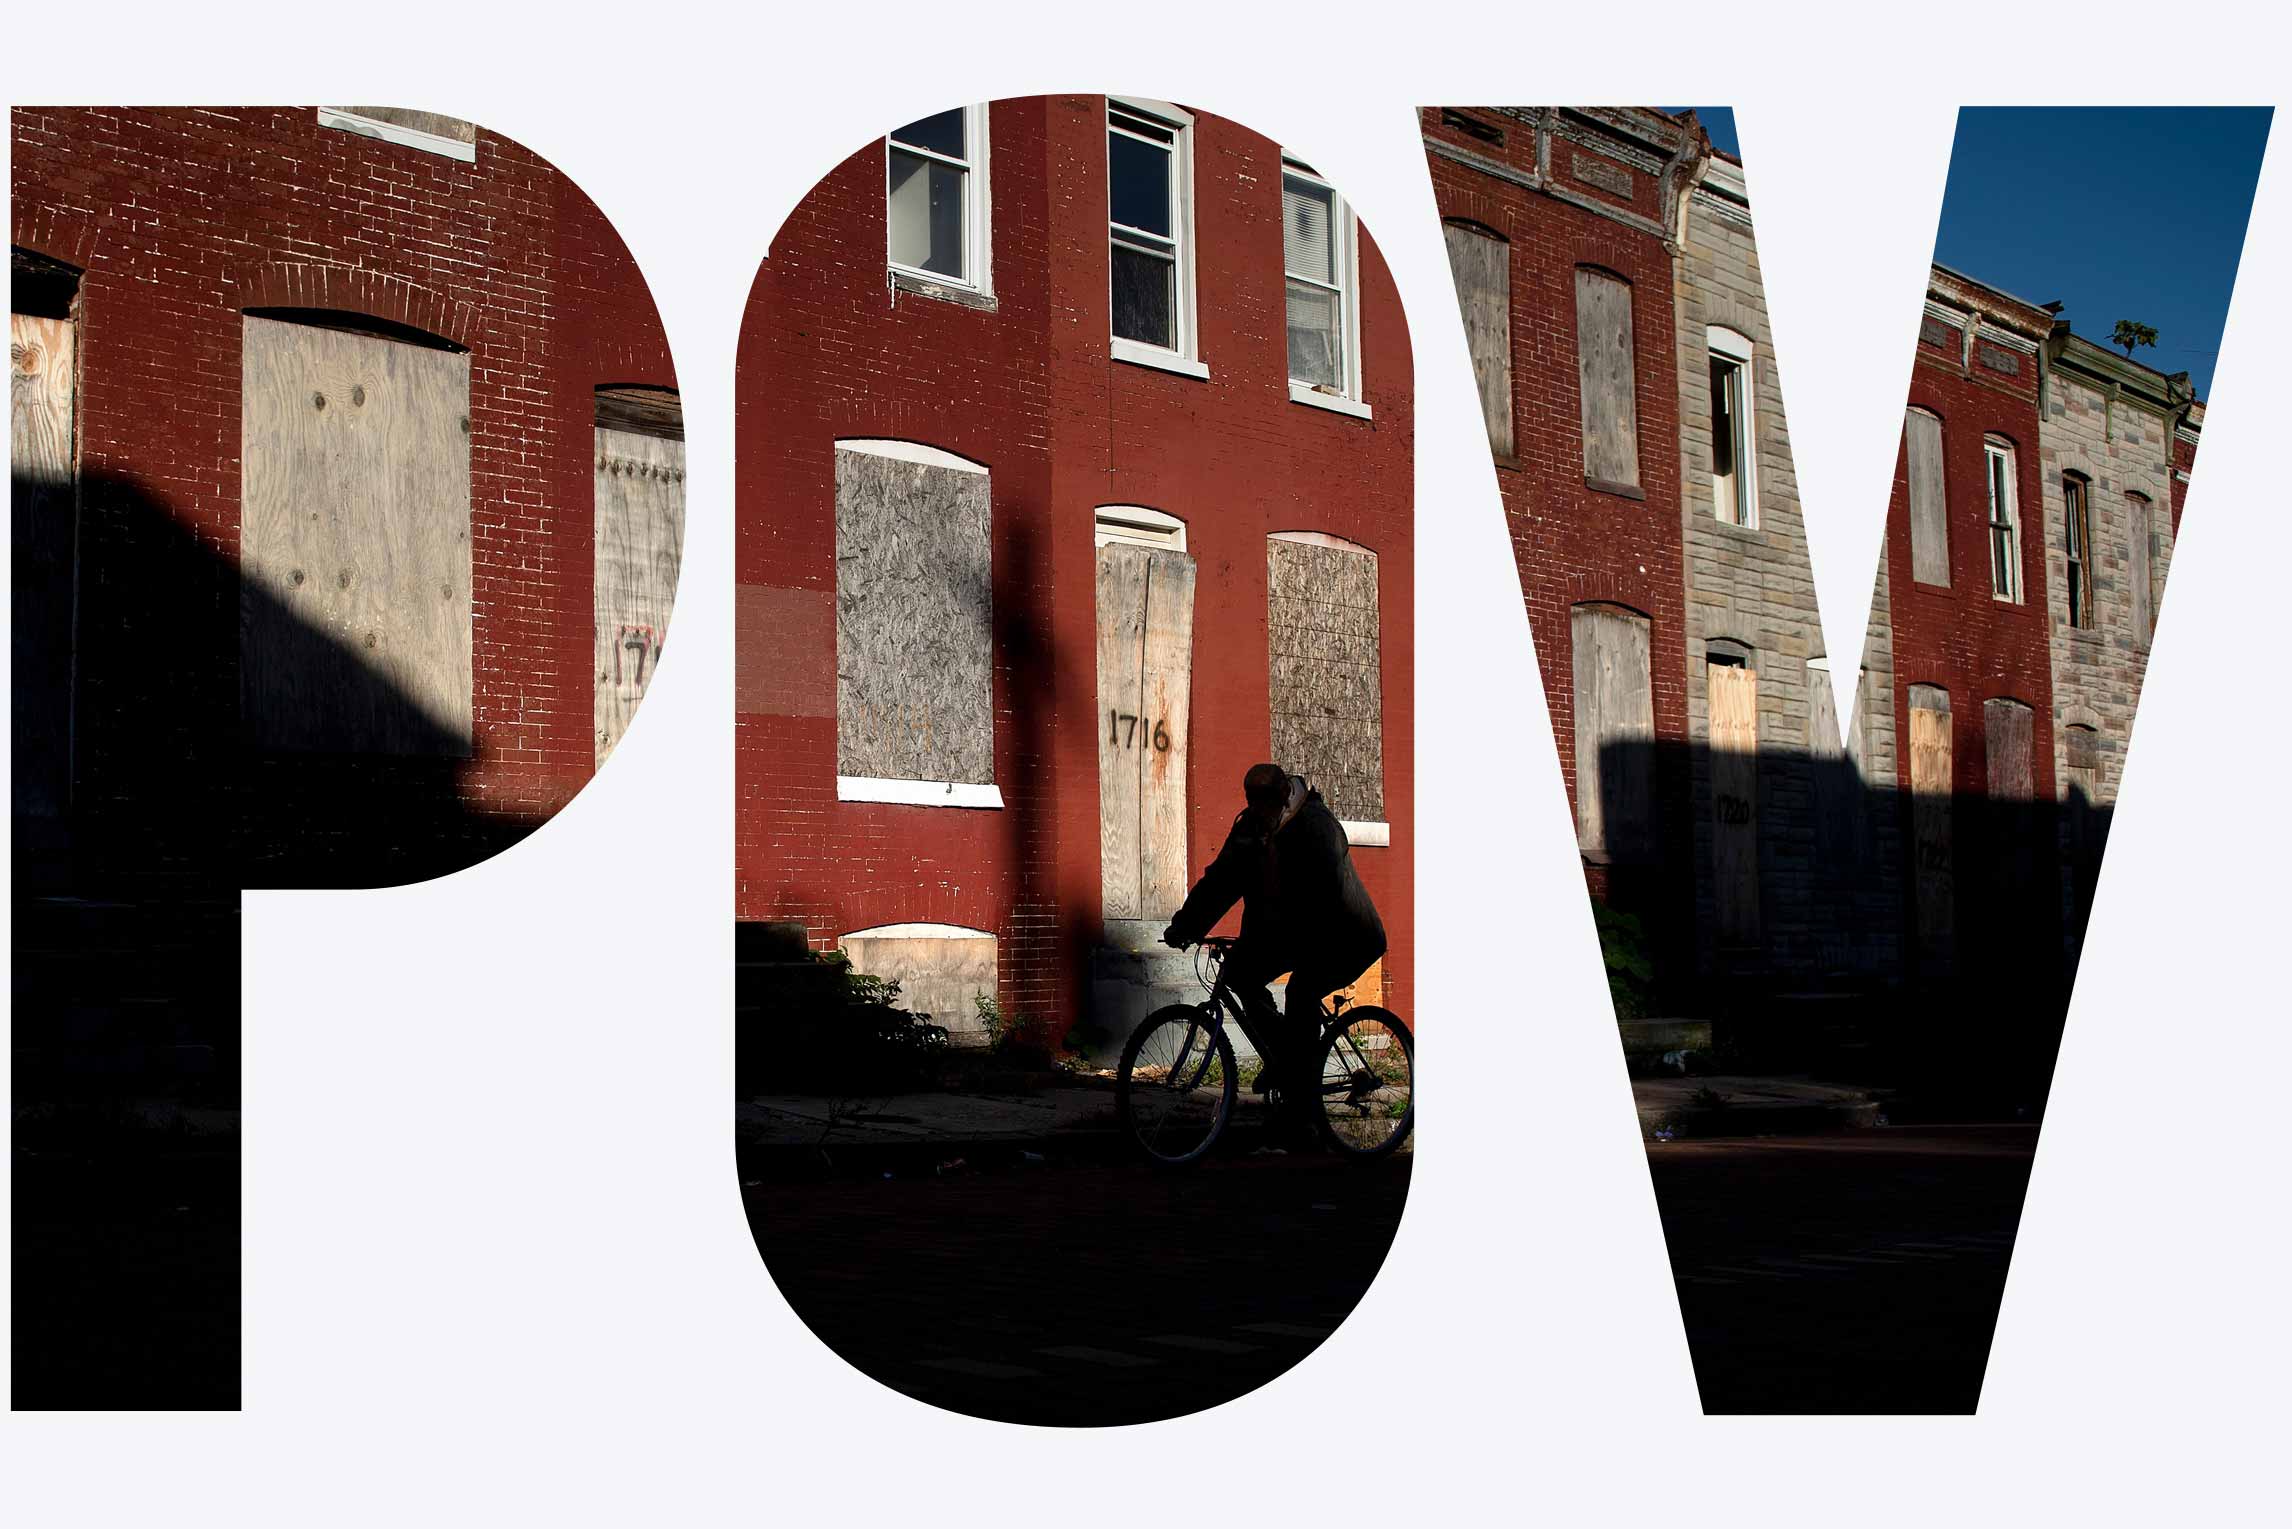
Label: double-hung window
xmin=1107 ymin=99 xmax=1202 ymax=375
xmin=1707 ymin=326 xmax=1757 ymax=527
xmin=1281 ymin=156 xmax=1367 ymax=416
xmin=887 ymin=106 xmax=990 ymax=295
xmin=1984 ymin=436 xmax=2022 ymax=602
xmin=2063 ymin=473 xmax=2093 ymax=629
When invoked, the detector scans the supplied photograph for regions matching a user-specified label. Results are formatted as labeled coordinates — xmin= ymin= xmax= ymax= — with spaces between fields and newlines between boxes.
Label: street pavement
xmin=1646 ymin=1123 xmax=2038 ymax=1414
xmin=742 ymin=1148 xmax=1410 ymax=1427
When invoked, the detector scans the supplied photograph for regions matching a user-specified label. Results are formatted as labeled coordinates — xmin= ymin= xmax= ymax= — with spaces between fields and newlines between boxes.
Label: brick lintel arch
xmin=230 ymin=261 xmax=478 ymax=353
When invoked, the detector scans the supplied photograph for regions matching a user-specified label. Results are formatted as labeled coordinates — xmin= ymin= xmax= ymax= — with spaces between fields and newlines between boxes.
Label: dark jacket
xmin=1167 ymin=782 xmax=1385 ymax=976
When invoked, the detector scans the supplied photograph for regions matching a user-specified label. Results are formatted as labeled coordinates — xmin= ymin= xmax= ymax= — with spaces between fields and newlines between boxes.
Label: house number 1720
xmin=1109 ymin=711 xmax=1173 ymax=752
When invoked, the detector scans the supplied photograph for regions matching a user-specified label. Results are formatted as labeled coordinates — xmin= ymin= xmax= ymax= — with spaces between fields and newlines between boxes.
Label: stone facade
xmin=2037 ymin=332 xmax=2194 ymax=966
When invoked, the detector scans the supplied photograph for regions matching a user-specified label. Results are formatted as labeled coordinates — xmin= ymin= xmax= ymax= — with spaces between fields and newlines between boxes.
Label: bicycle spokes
xmin=1314 ymin=1012 xmax=1413 ymax=1155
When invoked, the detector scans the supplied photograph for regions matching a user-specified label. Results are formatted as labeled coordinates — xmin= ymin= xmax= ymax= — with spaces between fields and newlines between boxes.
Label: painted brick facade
xmin=10 ymin=107 xmax=675 ymax=883
xmin=736 ymin=96 xmax=1415 ymax=1043
xmin=1422 ymin=107 xmax=1703 ymax=982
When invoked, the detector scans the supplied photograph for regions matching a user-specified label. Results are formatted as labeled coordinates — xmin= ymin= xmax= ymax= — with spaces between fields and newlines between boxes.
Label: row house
xmin=2036 ymin=329 xmax=2197 ymax=968
xmin=736 ymin=96 xmax=1415 ymax=1054
xmin=1423 ymin=106 xmax=1707 ymax=990
xmin=11 ymin=107 xmax=683 ymax=885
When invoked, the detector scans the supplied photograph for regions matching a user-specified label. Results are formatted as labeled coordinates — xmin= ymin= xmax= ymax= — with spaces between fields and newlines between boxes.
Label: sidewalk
xmin=1634 ymin=1074 xmax=1883 ymax=1141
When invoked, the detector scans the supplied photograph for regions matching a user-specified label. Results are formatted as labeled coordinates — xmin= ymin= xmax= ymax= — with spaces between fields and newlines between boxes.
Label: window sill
xmin=1585 ymin=476 xmax=1647 ymax=502
xmin=1111 ymin=339 xmax=1210 ymax=381
xmin=1289 ymin=382 xmax=1372 ymax=420
xmin=1711 ymin=513 xmax=1763 ymax=536
xmin=317 ymin=107 xmax=477 ymax=163
xmin=837 ymin=776 xmax=1005 ymax=810
xmin=891 ymin=268 xmax=998 ymax=312
xmin=1341 ymin=820 xmax=1390 ymax=848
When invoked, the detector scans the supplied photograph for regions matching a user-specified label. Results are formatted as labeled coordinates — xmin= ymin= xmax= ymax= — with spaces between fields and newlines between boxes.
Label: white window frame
xmin=1984 ymin=435 xmax=2023 ymax=603
xmin=1280 ymin=155 xmax=1369 ymax=419
xmin=885 ymin=103 xmax=993 ymax=298
xmin=1106 ymin=96 xmax=1206 ymax=380
xmin=1706 ymin=325 xmax=1758 ymax=529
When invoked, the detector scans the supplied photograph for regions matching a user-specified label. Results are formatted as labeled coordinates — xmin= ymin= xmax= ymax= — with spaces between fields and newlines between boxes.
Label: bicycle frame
xmin=1185 ymin=938 xmax=1343 ymax=1079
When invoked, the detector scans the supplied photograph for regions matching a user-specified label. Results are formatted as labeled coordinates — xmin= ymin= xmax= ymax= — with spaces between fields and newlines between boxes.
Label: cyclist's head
xmin=1243 ymin=763 xmax=1290 ymax=815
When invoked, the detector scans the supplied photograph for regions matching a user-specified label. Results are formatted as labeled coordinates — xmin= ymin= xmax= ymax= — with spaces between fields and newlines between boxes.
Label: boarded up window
xmin=1267 ymin=535 xmax=1384 ymax=824
xmin=1572 ymin=604 xmax=1653 ymax=863
xmin=1806 ymin=659 xmax=1867 ymax=867
xmin=1984 ymin=697 xmax=2036 ymax=902
xmin=834 ymin=441 xmax=993 ymax=786
xmin=2127 ymin=493 xmax=2154 ymax=647
xmin=1098 ymin=541 xmax=1196 ymax=922
xmin=1906 ymin=408 xmax=1949 ymax=585
xmin=1574 ymin=268 xmax=1639 ymax=490
xmin=839 ymin=924 xmax=998 ymax=1048
xmin=2064 ymin=724 xmax=2103 ymax=935
xmin=12 ymin=308 xmax=77 ymax=817
xmin=1907 ymin=684 xmax=1955 ymax=973
xmin=240 ymin=313 xmax=473 ymax=756
xmin=1706 ymin=657 xmax=1759 ymax=940
xmin=1443 ymin=223 xmax=1513 ymax=456
xmin=593 ymin=390 xmax=686 ymax=767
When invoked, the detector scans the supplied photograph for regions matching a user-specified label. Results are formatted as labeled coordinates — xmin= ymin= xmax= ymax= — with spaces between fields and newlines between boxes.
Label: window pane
xmin=888 ymin=150 xmax=965 ymax=278
xmin=891 ymin=109 xmax=966 ymax=160
xmin=1283 ymin=175 xmax=1337 ymax=286
xmin=1111 ymin=241 xmax=1175 ymax=347
xmin=1710 ymin=357 xmax=1738 ymax=520
xmin=1108 ymin=131 xmax=1172 ymax=236
xmin=1287 ymin=278 xmax=1341 ymax=388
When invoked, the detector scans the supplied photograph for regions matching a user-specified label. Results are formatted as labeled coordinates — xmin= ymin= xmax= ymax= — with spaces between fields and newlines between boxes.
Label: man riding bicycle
xmin=1162 ymin=764 xmax=1386 ymax=1128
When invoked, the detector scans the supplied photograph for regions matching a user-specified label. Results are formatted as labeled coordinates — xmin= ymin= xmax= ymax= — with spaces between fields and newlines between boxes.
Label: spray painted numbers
xmin=1108 ymin=711 xmax=1175 ymax=752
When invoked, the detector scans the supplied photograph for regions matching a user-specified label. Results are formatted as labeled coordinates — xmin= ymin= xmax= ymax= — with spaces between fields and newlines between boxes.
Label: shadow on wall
xmin=1589 ymin=734 xmax=2111 ymax=1111
xmin=12 ymin=467 xmax=549 ymax=1410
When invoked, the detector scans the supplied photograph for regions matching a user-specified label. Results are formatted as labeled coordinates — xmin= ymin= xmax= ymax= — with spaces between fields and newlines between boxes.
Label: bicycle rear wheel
xmin=1116 ymin=1004 xmax=1238 ymax=1167
xmin=1312 ymin=1006 xmax=1413 ymax=1158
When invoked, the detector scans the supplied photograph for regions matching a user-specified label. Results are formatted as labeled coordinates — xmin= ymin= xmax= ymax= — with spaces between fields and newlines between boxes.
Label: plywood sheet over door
xmin=1907 ymin=684 xmax=1955 ymax=974
xmin=240 ymin=314 xmax=473 ymax=755
xmin=1097 ymin=543 xmax=1195 ymax=927
xmin=593 ymin=422 xmax=686 ymax=766
xmin=12 ymin=311 xmax=77 ymax=817
xmin=1707 ymin=660 xmax=1759 ymax=940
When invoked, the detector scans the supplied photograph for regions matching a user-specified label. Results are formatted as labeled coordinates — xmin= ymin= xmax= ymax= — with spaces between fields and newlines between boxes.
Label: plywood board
xmin=12 ymin=311 xmax=76 ymax=817
xmin=834 ymin=446 xmax=993 ymax=784
xmin=1707 ymin=661 xmax=1760 ymax=940
xmin=1983 ymin=698 xmax=2034 ymax=804
xmin=240 ymin=314 xmax=472 ymax=755
xmin=1572 ymin=605 xmax=1653 ymax=864
xmin=1444 ymin=223 xmax=1513 ymax=456
xmin=593 ymin=424 xmax=686 ymax=767
xmin=1267 ymin=537 xmax=1384 ymax=824
xmin=1906 ymin=410 xmax=1949 ymax=585
xmin=1097 ymin=543 xmax=1194 ymax=922
xmin=1574 ymin=268 xmax=1639 ymax=488
xmin=839 ymin=929 xmax=998 ymax=1048
xmin=1907 ymin=685 xmax=1954 ymax=972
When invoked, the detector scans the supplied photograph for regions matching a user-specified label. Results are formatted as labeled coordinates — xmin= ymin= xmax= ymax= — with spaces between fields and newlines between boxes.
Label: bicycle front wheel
xmin=1312 ymin=1006 xmax=1413 ymax=1158
xmin=1116 ymin=1004 xmax=1239 ymax=1167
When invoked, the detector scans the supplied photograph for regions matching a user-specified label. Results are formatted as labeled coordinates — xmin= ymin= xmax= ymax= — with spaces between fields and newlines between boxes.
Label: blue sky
xmin=1677 ymin=106 xmax=2267 ymax=398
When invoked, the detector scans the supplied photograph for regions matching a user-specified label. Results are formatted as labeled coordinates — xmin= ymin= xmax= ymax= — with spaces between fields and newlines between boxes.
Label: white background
xmin=4 ymin=2 xmax=2287 ymax=1521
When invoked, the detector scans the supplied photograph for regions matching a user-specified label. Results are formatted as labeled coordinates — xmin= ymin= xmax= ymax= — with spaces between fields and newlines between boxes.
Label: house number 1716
xmin=1109 ymin=711 xmax=1172 ymax=752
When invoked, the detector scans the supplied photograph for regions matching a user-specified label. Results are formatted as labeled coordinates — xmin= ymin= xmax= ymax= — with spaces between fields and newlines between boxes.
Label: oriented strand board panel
xmin=834 ymin=446 xmax=993 ymax=784
xmin=1267 ymin=536 xmax=1385 ymax=824
xmin=1097 ymin=543 xmax=1195 ymax=922
xmin=1908 ymin=684 xmax=1955 ymax=972
xmin=1983 ymin=698 xmax=2034 ymax=803
xmin=1572 ymin=605 xmax=1653 ymax=864
xmin=1906 ymin=409 xmax=1949 ymax=585
xmin=839 ymin=927 xmax=998 ymax=1048
xmin=593 ymin=424 xmax=686 ymax=766
xmin=240 ymin=315 xmax=472 ymax=755
xmin=12 ymin=311 xmax=76 ymax=818
xmin=1443 ymin=223 xmax=1513 ymax=456
xmin=1574 ymin=268 xmax=1639 ymax=489
xmin=1707 ymin=661 xmax=1760 ymax=940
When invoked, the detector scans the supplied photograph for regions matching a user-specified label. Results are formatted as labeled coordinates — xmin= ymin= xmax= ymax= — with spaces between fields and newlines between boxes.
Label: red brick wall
xmin=10 ymin=107 xmax=672 ymax=882
xmin=1421 ymin=111 xmax=1690 ymax=956
xmin=737 ymin=96 xmax=1415 ymax=1035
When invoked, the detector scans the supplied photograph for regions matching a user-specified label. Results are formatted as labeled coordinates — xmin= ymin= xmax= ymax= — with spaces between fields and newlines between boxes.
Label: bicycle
xmin=1113 ymin=935 xmax=1413 ymax=1168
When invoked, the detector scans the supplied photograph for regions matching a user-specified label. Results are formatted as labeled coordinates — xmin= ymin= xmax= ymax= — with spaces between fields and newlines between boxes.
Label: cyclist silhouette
xmin=1162 ymin=764 xmax=1386 ymax=1123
